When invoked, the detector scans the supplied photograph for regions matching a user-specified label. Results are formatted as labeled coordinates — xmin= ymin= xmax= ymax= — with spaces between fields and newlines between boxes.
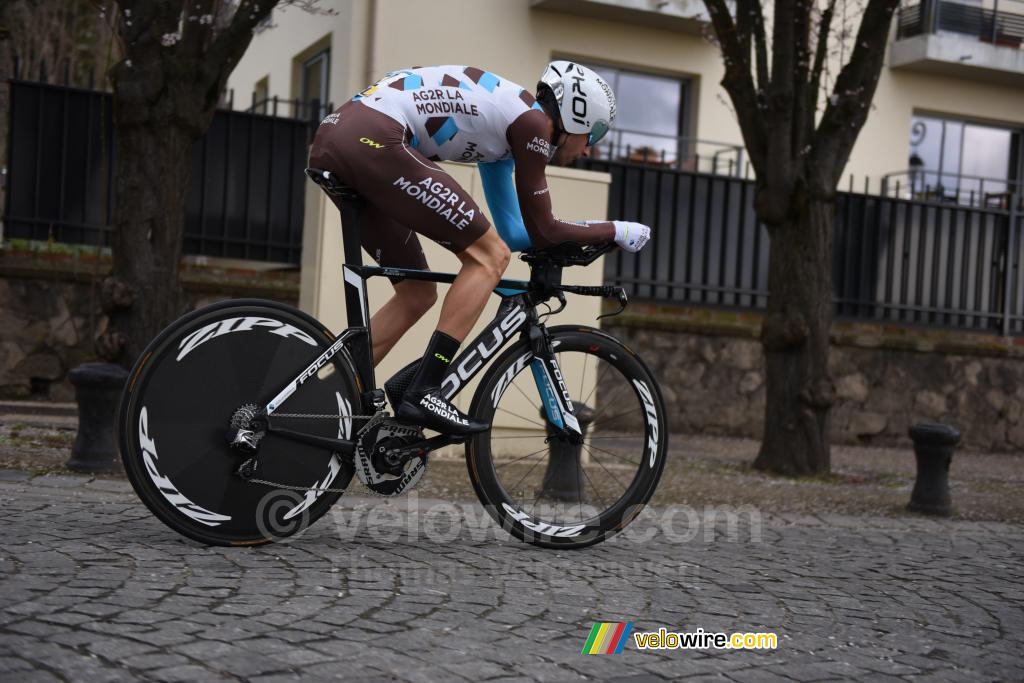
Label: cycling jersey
xmin=308 ymin=65 xmax=614 ymax=269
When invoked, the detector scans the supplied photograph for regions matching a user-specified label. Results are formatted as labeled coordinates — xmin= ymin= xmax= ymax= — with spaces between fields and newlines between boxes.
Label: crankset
xmin=355 ymin=415 xmax=429 ymax=496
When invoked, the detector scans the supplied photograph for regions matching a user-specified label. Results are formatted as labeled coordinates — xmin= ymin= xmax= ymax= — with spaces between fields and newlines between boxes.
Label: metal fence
xmin=581 ymin=158 xmax=1024 ymax=336
xmin=898 ymin=0 xmax=1024 ymax=46
xmin=3 ymin=80 xmax=311 ymax=264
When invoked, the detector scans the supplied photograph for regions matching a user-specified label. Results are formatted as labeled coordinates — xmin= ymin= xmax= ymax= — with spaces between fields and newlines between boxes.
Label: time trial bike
xmin=117 ymin=168 xmax=668 ymax=549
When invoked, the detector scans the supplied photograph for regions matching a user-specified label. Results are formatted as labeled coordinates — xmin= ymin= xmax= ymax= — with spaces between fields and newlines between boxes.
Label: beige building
xmin=230 ymin=0 xmax=1023 ymax=195
xmin=226 ymin=0 xmax=1024 ymax=419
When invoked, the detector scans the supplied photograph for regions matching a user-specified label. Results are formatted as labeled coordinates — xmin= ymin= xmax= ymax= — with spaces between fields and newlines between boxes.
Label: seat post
xmin=335 ymin=190 xmax=373 ymax=336
xmin=337 ymin=190 xmax=365 ymax=269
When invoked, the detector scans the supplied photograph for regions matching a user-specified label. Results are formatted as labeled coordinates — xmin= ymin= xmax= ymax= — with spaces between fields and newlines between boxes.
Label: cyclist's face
xmin=551 ymin=132 xmax=591 ymax=166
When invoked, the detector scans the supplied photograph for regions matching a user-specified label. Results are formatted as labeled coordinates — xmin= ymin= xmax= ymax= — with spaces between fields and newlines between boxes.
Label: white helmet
xmin=537 ymin=60 xmax=616 ymax=145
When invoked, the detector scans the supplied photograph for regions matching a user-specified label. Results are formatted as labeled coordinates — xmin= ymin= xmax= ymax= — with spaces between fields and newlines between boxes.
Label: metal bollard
xmin=907 ymin=422 xmax=961 ymax=517
xmin=539 ymin=401 xmax=595 ymax=502
xmin=66 ymin=362 xmax=129 ymax=474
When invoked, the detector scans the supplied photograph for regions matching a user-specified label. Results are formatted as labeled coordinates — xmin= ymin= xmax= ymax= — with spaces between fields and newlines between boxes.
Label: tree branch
xmin=735 ymin=0 xmax=754 ymax=72
xmin=702 ymin=0 xmax=769 ymax=173
xmin=812 ymin=0 xmax=899 ymax=185
xmin=750 ymin=1 xmax=769 ymax=89
xmin=808 ymin=0 xmax=837 ymax=121
xmin=202 ymin=0 xmax=277 ymax=110
xmin=181 ymin=0 xmax=217 ymax=59
xmin=791 ymin=0 xmax=813 ymax=157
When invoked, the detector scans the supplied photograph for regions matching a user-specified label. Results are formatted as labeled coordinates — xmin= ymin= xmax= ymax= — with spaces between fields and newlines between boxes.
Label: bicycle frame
xmin=262 ymin=191 xmax=584 ymax=451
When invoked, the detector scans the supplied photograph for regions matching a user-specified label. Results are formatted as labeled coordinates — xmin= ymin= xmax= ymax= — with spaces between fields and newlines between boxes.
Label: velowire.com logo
xmin=581 ymin=623 xmax=634 ymax=654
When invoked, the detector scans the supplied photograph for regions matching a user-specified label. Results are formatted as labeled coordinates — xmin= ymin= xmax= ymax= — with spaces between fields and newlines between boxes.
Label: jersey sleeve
xmin=506 ymin=109 xmax=615 ymax=248
xmin=478 ymin=159 xmax=533 ymax=252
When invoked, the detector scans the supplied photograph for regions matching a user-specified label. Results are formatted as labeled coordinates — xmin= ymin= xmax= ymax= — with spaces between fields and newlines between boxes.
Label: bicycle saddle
xmin=305 ymin=167 xmax=362 ymax=201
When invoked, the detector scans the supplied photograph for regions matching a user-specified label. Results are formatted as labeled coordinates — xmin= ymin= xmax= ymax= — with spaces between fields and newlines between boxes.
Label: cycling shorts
xmin=308 ymin=101 xmax=491 ymax=271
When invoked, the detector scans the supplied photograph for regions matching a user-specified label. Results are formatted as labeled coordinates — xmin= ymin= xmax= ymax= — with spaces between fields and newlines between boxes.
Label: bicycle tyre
xmin=118 ymin=299 xmax=360 ymax=546
xmin=466 ymin=325 xmax=668 ymax=549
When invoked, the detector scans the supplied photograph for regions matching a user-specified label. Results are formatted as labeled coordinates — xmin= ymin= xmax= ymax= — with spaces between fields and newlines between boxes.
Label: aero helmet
xmin=537 ymin=60 xmax=616 ymax=146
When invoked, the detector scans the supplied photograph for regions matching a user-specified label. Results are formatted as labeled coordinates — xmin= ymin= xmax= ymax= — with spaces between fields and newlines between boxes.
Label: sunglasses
xmin=588 ymin=120 xmax=610 ymax=146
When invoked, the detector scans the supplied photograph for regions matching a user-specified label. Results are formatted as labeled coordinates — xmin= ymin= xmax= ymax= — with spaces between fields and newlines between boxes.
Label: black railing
xmin=4 ymin=80 xmax=314 ymax=264
xmin=580 ymin=158 xmax=1024 ymax=336
xmin=898 ymin=0 xmax=1024 ymax=46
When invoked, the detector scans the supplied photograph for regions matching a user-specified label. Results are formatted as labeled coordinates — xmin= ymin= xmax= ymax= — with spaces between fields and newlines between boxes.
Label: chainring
xmin=355 ymin=417 xmax=428 ymax=496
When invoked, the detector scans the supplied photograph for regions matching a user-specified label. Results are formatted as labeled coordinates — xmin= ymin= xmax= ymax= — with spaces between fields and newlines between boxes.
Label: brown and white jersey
xmin=345 ymin=65 xmax=615 ymax=250
xmin=354 ymin=65 xmax=542 ymax=164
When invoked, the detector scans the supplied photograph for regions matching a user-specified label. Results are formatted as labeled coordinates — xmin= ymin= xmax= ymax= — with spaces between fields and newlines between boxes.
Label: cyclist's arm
xmin=478 ymin=159 xmax=532 ymax=252
xmin=506 ymin=110 xmax=615 ymax=247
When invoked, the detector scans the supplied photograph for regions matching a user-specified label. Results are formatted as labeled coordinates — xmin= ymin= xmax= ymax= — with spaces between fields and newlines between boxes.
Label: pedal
xmin=362 ymin=388 xmax=387 ymax=411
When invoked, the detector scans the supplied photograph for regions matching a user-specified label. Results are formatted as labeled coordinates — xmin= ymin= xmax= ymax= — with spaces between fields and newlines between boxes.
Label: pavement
xmin=0 ymin=401 xmax=78 ymax=429
xmin=1 ymin=470 xmax=1022 ymax=682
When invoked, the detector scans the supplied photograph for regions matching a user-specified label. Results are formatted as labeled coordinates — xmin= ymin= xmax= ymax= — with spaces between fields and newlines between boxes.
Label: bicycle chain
xmin=246 ymin=478 xmax=352 ymax=494
xmin=243 ymin=411 xmax=408 ymax=495
xmin=269 ymin=413 xmax=377 ymax=420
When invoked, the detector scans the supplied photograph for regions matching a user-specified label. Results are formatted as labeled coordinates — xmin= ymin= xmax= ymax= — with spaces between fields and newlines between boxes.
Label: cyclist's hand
xmin=613 ymin=221 xmax=651 ymax=253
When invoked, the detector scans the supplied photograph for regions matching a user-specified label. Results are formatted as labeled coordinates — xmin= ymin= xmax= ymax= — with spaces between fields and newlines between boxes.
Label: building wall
xmin=228 ymin=0 xmax=1024 ymax=187
xmin=849 ymin=66 xmax=1024 ymax=190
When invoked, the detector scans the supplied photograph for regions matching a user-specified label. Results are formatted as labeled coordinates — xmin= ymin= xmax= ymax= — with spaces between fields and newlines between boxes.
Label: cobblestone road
xmin=1 ymin=471 xmax=1022 ymax=682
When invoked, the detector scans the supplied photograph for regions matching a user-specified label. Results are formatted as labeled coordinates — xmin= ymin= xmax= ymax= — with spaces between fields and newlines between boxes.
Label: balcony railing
xmin=881 ymin=169 xmax=1023 ymax=209
xmin=589 ymin=131 xmax=746 ymax=177
xmin=897 ymin=0 xmax=1024 ymax=47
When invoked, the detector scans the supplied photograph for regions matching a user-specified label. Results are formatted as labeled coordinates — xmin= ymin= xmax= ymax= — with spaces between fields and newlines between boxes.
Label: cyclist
xmin=308 ymin=61 xmax=652 ymax=435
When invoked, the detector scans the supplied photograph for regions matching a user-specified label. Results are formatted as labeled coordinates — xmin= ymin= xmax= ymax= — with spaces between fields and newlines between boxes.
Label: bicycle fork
xmin=526 ymin=322 xmax=582 ymax=436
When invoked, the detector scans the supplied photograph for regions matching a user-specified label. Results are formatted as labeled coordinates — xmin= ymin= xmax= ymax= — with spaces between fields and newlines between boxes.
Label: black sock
xmin=407 ymin=331 xmax=460 ymax=395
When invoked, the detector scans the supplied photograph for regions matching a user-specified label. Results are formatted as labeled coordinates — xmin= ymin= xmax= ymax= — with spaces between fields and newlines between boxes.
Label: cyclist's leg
xmin=310 ymin=102 xmax=506 ymax=432
xmin=359 ymin=205 xmax=438 ymax=364
xmin=439 ymin=227 xmax=511 ymax=341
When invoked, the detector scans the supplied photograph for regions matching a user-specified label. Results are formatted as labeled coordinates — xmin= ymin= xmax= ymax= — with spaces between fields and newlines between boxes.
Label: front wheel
xmin=467 ymin=326 xmax=668 ymax=549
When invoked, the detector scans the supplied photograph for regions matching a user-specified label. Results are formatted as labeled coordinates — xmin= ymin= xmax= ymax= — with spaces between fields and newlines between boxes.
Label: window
xmin=908 ymin=114 xmax=1021 ymax=205
xmin=253 ymin=76 xmax=269 ymax=115
xmin=578 ymin=62 xmax=689 ymax=167
xmin=300 ymin=49 xmax=330 ymax=120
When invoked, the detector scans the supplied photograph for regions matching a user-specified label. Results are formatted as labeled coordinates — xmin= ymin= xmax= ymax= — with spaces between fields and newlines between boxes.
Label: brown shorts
xmin=308 ymin=101 xmax=491 ymax=271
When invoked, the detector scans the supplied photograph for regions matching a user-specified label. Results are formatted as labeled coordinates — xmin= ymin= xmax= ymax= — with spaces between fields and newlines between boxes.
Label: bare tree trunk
xmin=103 ymin=121 xmax=193 ymax=365
xmin=755 ymin=187 xmax=836 ymax=474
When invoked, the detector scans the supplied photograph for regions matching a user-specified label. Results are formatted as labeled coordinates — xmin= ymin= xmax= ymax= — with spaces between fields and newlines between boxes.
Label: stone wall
xmin=603 ymin=304 xmax=1024 ymax=454
xmin=0 ymin=246 xmax=299 ymax=401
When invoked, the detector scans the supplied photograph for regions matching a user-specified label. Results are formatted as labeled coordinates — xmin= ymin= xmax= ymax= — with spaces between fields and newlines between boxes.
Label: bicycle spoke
xmin=583 ymin=444 xmax=631 ymax=491
xmin=494 ymin=446 xmax=551 ymax=470
xmin=590 ymin=407 xmax=644 ymax=431
xmin=584 ymin=441 xmax=641 ymax=467
xmin=581 ymin=435 xmax=647 ymax=441
xmin=581 ymin=360 xmax=613 ymax=407
xmin=509 ymin=453 xmax=546 ymax=498
xmin=579 ymin=461 xmax=610 ymax=515
xmin=588 ymin=383 xmax=633 ymax=424
xmin=511 ymin=376 xmax=541 ymax=411
xmin=495 ymin=406 xmax=548 ymax=430
xmin=576 ymin=444 xmax=584 ymax=524
xmin=579 ymin=351 xmax=589 ymax=406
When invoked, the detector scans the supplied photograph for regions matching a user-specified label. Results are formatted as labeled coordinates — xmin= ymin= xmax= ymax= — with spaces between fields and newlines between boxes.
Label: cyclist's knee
xmin=491 ymin=240 xmax=512 ymax=278
xmin=469 ymin=230 xmax=511 ymax=281
xmin=459 ymin=228 xmax=511 ymax=283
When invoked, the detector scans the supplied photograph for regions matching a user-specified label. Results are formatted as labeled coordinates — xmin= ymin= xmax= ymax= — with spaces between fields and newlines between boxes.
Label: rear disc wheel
xmin=118 ymin=299 xmax=360 ymax=546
